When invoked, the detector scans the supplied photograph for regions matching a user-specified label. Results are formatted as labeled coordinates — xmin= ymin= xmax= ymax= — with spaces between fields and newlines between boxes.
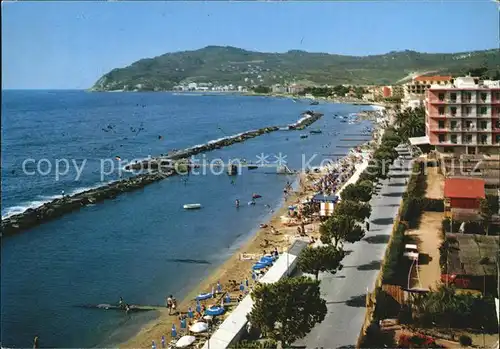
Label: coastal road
xmin=295 ymin=146 xmax=413 ymax=349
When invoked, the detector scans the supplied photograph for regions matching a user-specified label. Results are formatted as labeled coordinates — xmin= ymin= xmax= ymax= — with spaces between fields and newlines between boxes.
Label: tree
xmin=320 ymin=214 xmax=366 ymax=247
xmin=341 ymin=181 xmax=373 ymax=202
xmin=480 ymin=198 xmax=493 ymax=235
xmin=247 ymin=276 xmax=327 ymax=346
xmin=335 ymin=200 xmax=371 ymax=222
xmin=394 ymin=107 xmax=425 ymax=141
xmin=459 ymin=335 xmax=472 ymax=347
xmin=297 ymin=246 xmax=345 ymax=280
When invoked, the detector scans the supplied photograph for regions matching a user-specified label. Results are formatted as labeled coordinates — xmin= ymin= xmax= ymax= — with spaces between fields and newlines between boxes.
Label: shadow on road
xmin=388 ymin=183 xmax=406 ymax=187
xmin=382 ymin=192 xmax=405 ymax=197
xmin=337 ymin=345 xmax=356 ymax=349
xmin=327 ymin=294 xmax=367 ymax=308
xmin=370 ymin=217 xmax=394 ymax=225
xmin=364 ymin=234 xmax=390 ymax=244
xmin=356 ymin=260 xmax=382 ymax=271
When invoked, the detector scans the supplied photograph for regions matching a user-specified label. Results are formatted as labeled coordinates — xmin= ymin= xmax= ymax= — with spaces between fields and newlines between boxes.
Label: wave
xmin=1 ymin=184 xmax=111 ymax=219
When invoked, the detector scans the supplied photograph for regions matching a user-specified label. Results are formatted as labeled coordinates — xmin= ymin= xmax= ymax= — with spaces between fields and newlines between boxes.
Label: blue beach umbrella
xmin=239 ymin=282 xmax=244 ymax=292
xmin=196 ymin=301 xmax=201 ymax=313
xmin=187 ymin=307 xmax=194 ymax=318
xmin=171 ymin=324 xmax=177 ymax=338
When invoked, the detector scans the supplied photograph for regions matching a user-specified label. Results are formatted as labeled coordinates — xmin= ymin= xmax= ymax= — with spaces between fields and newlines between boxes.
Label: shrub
xmin=459 ymin=335 xmax=473 ymax=347
xmin=381 ymin=221 xmax=406 ymax=284
xmin=422 ymin=198 xmax=444 ymax=212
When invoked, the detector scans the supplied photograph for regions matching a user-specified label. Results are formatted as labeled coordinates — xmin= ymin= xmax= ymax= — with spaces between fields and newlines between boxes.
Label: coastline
xmin=118 ymin=121 xmax=382 ymax=348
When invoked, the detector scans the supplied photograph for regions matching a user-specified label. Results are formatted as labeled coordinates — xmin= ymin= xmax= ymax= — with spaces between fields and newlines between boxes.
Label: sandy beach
xmin=120 ymin=124 xmax=381 ymax=349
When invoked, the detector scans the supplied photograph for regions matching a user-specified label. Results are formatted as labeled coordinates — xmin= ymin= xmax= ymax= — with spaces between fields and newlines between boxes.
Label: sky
xmin=2 ymin=1 xmax=499 ymax=90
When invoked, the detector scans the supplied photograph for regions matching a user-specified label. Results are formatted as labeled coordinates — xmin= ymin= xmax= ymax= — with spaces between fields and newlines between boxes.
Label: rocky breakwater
xmin=1 ymin=170 xmax=175 ymax=236
xmin=288 ymin=111 xmax=323 ymax=130
xmin=125 ymin=126 xmax=280 ymax=171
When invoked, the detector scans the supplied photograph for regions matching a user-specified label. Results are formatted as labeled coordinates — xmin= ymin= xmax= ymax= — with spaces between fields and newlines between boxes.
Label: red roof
xmin=414 ymin=75 xmax=452 ymax=82
xmin=444 ymin=178 xmax=485 ymax=199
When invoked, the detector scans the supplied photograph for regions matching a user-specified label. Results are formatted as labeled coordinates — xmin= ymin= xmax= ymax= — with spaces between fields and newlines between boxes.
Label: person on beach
xmin=166 ymin=295 xmax=173 ymax=314
xmin=125 ymin=304 xmax=130 ymax=315
xmin=171 ymin=297 xmax=177 ymax=315
xmin=33 ymin=336 xmax=39 ymax=349
xmin=119 ymin=297 xmax=124 ymax=309
xmin=161 ymin=336 xmax=166 ymax=349
xmin=61 ymin=190 xmax=65 ymax=198
xmin=366 ymin=221 xmax=370 ymax=232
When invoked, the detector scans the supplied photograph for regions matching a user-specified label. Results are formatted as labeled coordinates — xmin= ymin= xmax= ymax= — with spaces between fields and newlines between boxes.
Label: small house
xmin=444 ymin=178 xmax=485 ymax=218
xmin=311 ymin=194 xmax=339 ymax=217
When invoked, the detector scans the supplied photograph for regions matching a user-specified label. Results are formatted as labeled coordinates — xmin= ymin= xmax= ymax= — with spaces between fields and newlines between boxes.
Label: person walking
xmin=33 ymin=336 xmax=39 ymax=349
xmin=166 ymin=295 xmax=173 ymax=315
xmin=366 ymin=221 xmax=370 ymax=232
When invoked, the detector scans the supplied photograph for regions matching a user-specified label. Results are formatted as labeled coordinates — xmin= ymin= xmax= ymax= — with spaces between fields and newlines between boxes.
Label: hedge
xmin=422 ymin=198 xmax=445 ymax=212
xmin=381 ymin=221 xmax=407 ymax=284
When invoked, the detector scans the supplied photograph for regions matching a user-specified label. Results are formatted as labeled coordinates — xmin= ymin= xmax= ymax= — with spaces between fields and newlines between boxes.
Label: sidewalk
xmin=294 ymin=146 xmax=413 ymax=348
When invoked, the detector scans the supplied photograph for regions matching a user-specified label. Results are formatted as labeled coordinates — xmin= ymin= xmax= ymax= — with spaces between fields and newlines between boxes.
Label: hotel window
xmin=438 ymin=93 xmax=445 ymax=101
xmin=480 ymin=121 xmax=487 ymax=130
xmin=451 ymin=120 xmax=457 ymax=129
xmin=495 ymin=92 xmax=500 ymax=100
xmin=480 ymin=135 xmax=487 ymax=144
xmin=450 ymin=107 xmax=457 ymax=116
xmin=451 ymin=134 xmax=457 ymax=144
xmin=438 ymin=134 xmax=445 ymax=143
xmin=463 ymin=91 xmax=472 ymax=102
xmin=465 ymin=135 xmax=473 ymax=143
xmin=438 ymin=107 xmax=445 ymax=115
xmin=480 ymin=93 xmax=487 ymax=102
xmin=438 ymin=120 xmax=445 ymax=129
xmin=465 ymin=120 xmax=472 ymax=129
xmin=479 ymin=106 xmax=487 ymax=115
xmin=496 ymin=135 xmax=500 ymax=143
xmin=450 ymin=93 xmax=457 ymax=102
xmin=495 ymin=120 xmax=500 ymax=129
xmin=465 ymin=106 xmax=472 ymax=115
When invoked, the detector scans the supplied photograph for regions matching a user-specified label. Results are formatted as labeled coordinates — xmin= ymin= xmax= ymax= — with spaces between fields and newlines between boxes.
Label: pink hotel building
xmin=425 ymin=76 xmax=500 ymax=155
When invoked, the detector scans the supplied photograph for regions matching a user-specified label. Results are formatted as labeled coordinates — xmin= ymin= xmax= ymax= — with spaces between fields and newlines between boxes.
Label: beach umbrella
xmin=217 ymin=281 xmax=222 ymax=293
xmin=189 ymin=321 xmax=208 ymax=333
xmin=175 ymin=335 xmax=196 ymax=348
xmin=187 ymin=307 xmax=194 ymax=318
xmin=196 ymin=300 xmax=201 ymax=313
xmin=203 ymin=314 xmax=213 ymax=321
xmin=239 ymin=282 xmax=244 ymax=292
xmin=171 ymin=324 xmax=177 ymax=338
xmin=225 ymin=293 xmax=231 ymax=304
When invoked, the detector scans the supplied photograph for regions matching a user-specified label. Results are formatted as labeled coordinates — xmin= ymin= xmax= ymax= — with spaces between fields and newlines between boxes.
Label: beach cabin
xmin=311 ymin=194 xmax=339 ymax=217
xmin=444 ymin=178 xmax=485 ymax=219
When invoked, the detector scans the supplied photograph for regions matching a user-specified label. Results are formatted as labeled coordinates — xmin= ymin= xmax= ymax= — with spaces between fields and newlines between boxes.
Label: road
xmin=294 ymin=146 xmax=413 ymax=349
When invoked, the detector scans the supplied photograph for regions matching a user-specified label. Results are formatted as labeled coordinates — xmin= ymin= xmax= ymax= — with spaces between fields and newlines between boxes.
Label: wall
xmin=449 ymin=197 xmax=480 ymax=210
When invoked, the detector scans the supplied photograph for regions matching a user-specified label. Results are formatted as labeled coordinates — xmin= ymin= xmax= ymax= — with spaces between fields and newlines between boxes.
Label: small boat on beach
xmin=300 ymin=134 xmax=308 ymax=139
xmin=248 ymin=164 xmax=258 ymax=170
xmin=196 ymin=293 xmax=213 ymax=301
xmin=252 ymin=194 xmax=262 ymax=199
xmin=310 ymin=101 xmax=319 ymax=105
xmin=183 ymin=203 xmax=202 ymax=210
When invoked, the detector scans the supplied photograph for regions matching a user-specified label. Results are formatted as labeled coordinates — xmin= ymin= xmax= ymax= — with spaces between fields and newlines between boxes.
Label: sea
xmin=1 ymin=90 xmax=375 ymax=348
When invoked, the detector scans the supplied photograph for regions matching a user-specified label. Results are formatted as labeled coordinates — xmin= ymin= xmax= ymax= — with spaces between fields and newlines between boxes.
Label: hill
xmin=91 ymin=46 xmax=500 ymax=91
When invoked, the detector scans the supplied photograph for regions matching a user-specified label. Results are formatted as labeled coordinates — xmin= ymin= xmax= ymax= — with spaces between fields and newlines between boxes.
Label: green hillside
xmin=91 ymin=46 xmax=500 ymax=91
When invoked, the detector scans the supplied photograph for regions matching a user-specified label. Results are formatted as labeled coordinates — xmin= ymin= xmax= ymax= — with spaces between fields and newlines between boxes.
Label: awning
xmin=311 ymin=194 xmax=339 ymax=203
xmin=409 ymin=136 xmax=430 ymax=146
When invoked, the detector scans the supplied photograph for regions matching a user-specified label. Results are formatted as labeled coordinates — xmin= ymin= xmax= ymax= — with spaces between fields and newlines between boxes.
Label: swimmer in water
xmin=235 ymin=199 xmax=240 ymax=208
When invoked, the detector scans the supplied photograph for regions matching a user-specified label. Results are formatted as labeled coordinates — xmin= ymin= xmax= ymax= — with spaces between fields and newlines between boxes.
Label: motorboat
xmin=300 ymin=134 xmax=308 ymax=139
xmin=309 ymin=130 xmax=322 ymax=134
xmin=183 ymin=203 xmax=202 ymax=210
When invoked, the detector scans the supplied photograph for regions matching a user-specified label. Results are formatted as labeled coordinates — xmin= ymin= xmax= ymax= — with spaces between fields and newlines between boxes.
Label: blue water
xmin=1 ymin=91 xmax=373 ymax=348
